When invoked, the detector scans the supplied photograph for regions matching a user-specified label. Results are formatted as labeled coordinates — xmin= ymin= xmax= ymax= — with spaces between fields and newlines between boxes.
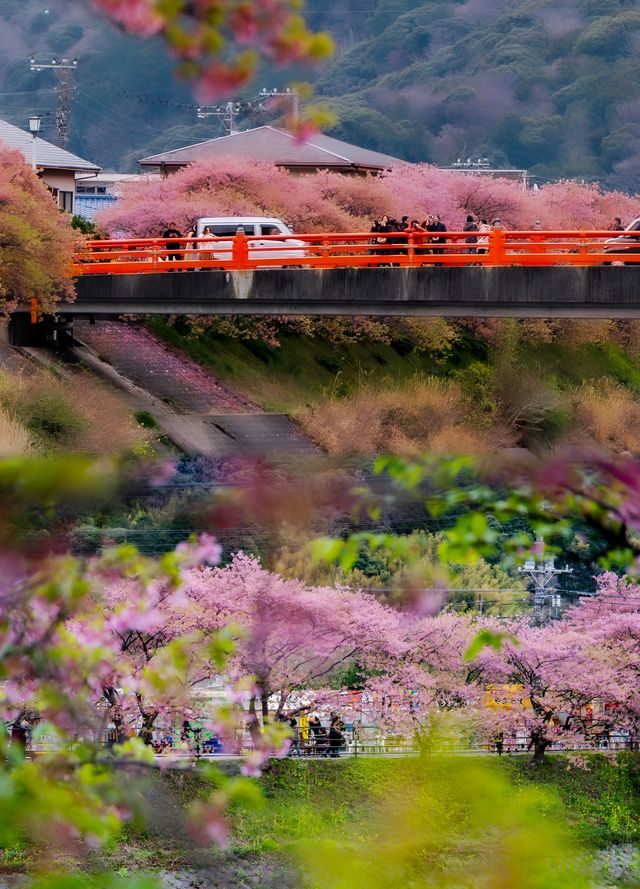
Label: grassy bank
xmin=0 ymin=364 xmax=152 ymax=457
xmin=148 ymin=317 xmax=640 ymax=456
xmin=147 ymin=317 xmax=459 ymax=414
xmin=2 ymin=754 xmax=635 ymax=885
xmin=235 ymin=754 xmax=640 ymax=853
xmin=77 ymin=753 xmax=639 ymax=871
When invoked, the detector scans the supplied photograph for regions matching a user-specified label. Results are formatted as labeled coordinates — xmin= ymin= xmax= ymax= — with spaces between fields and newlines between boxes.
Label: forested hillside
xmin=2 ymin=0 xmax=640 ymax=188
xmin=313 ymin=0 xmax=640 ymax=189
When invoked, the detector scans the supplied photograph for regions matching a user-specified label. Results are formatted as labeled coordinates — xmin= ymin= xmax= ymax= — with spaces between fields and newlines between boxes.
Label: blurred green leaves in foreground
xmin=297 ymin=744 xmax=590 ymax=889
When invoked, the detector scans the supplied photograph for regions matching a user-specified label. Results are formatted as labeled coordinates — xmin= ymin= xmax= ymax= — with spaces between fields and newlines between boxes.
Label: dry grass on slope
xmin=63 ymin=372 xmax=149 ymax=455
xmin=301 ymin=377 xmax=491 ymax=457
xmin=300 ymin=367 xmax=640 ymax=459
xmin=573 ymin=381 xmax=640 ymax=454
xmin=0 ymin=369 xmax=149 ymax=455
xmin=0 ymin=406 xmax=32 ymax=456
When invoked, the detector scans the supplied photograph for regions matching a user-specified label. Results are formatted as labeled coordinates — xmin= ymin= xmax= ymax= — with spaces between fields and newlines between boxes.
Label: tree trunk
xmin=103 ymin=686 xmax=127 ymax=745
xmin=247 ymin=696 xmax=261 ymax=745
xmin=138 ymin=710 xmax=158 ymax=745
xmin=135 ymin=693 xmax=158 ymax=745
xmin=530 ymin=731 xmax=550 ymax=764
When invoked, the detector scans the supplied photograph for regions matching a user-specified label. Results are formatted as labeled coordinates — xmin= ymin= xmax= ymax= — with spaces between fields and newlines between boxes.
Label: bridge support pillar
xmin=8 ymin=313 xmax=74 ymax=348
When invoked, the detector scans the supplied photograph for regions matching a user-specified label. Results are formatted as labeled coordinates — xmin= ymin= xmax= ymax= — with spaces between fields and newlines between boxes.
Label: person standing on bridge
xmin=427 ymin=214 xmax=447 ymax=262
xmin=407 ymin=219 xmax=427 ymax=257
xmin=463 ymin=214 xmax=479 ymax=255
xmin=198 ymin=225 xmax=218 ymax=265
xmin=162 ymin=221 xmax=183 ymax=263
xmin=477 ymin=219 xmax=491 ymax=255
xmin=376 ymin=214 xmax=391 ymax=262
xmin=611 ymin=217 xmax=624 ymax=231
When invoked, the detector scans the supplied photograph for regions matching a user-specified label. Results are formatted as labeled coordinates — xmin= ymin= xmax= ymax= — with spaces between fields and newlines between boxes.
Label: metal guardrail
xmin=69 ymin=230 xmax=640 ymax=275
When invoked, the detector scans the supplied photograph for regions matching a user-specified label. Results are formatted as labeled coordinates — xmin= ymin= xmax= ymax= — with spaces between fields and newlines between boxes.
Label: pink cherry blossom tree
xmin=72 ymin=534 xmax=224 ymax=744
xmin=366 ymin=611 xmax=482 ymax=741
xmin=562 ymin=573 xmax=640 ymax=746
xmin=98 ymin=158 xmax=640 ymax=239
xmin=178 ymin=552 xmax=402 ymax=742
xmin=470 ymin=577 xmax=640 ymax=762
xmin=75 ymin=548 xmax=401 ymax=749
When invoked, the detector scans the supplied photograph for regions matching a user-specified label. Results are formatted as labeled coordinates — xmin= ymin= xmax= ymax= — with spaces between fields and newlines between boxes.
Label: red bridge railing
xmin=71 ymin=229 xmax=640 ymax=276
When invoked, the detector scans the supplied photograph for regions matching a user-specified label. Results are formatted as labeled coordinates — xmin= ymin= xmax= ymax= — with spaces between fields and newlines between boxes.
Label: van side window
xmin=210 ymin=224 xmax=256 ymax=237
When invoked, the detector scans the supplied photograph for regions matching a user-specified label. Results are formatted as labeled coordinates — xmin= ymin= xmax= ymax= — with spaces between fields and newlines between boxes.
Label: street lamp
xmin=28 ymin=116 xmax=41 ymax=170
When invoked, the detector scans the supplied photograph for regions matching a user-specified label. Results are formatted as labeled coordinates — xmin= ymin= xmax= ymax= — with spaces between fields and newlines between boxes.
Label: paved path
xmin=75 ymin=321 xmax=256 ymax=414
xmin=73 ymin=321 xmax=318 ymax=459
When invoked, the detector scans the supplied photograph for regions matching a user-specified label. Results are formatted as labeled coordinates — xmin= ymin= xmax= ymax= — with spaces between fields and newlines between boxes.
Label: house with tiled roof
xmin=139 ymin=125 xmax=407 ymax=176
xmin=0 ymin=118 xmax=100 ymax=213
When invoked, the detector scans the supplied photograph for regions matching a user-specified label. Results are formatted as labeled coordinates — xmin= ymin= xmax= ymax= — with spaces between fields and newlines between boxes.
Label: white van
xmin=195 ymin=216 xmax=306 ymax=264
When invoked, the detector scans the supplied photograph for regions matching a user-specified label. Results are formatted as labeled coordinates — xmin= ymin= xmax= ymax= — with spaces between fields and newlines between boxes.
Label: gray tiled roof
xmin=0 ymin=118 xmax=100 ymax=172
xmin=139 ymin=125 xmax=407 ymax=171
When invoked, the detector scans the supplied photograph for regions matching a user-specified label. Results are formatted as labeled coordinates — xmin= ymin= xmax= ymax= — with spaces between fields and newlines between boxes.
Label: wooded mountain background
xmin=1 ymin=0 xmax=640 ymax=188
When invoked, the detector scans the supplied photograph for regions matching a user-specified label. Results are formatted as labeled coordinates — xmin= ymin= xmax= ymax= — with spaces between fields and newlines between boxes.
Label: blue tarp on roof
xmin=74 ymin=194 xmax=118 ymax=222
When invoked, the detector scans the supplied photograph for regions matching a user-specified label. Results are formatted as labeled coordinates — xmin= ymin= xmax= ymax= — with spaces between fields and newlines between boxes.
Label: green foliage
xmin=224 ymin=754 xmax=622 ymax=887
xmin=71 ymin=215 xmax=98 ymax=236
xmin=152 ymin=318 xmax=640 ymax=461
xmin=575 ymin=11 xmax=640 ymax=55
xmin=455 ymin=361 xmax=496 ymax=426
xmin=134 ymin=411 xmax=157 ymax=429
xmin=503 ymin=754 xmax=640 ymax=848
xmin=148 ymin=317 xmax=454 ymax=414
xmin=20 ymin=391 xmax=87 ymax=447
xmin=100 ymin=755 xmax=637 ymax=871
xmin=464 ymin=628 xmax=519 ymax=662
xmin=309 ymin=529 xmax=526 ymax=614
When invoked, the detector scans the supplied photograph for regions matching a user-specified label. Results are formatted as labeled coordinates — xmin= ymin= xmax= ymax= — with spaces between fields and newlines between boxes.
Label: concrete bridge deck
xmin=65 ymin=266 xmax=640 ymax=319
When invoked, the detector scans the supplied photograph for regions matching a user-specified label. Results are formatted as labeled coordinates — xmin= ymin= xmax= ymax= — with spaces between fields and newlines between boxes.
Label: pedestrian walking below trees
xmin=288 ymin=717 xmax=301 ymax=756
xmin=329 ymin=714 xmax=346 ymax=758
xmin=309 ymin=715 xmax=328 ymax=756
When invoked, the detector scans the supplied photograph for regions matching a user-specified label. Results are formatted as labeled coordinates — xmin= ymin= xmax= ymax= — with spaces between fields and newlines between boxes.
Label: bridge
xmin=9 ymin=229 xmax=640 ymax=344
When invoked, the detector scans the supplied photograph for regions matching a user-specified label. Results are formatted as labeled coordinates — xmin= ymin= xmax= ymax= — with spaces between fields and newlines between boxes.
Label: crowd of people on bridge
xmin=150 ymin=214 xmax=634 ymax=267
xmin=367 ymin=212 xmax=630 ymax=259
xmin=369 ymin=212 xmax=502 ymax=258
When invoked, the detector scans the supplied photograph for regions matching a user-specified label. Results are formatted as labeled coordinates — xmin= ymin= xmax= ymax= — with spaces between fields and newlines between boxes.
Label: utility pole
xmin=196 ymin=89 xmax=299 ymax=134
xmin=259 ymin=87 xmax=300 ymax=126
xmin=29 ymin=58 xmax=78 ymax=149
xmin=197 ymin=101 xmax=243 ymax=135
xmin=518 ymin=538 xmax=573 ymax=622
